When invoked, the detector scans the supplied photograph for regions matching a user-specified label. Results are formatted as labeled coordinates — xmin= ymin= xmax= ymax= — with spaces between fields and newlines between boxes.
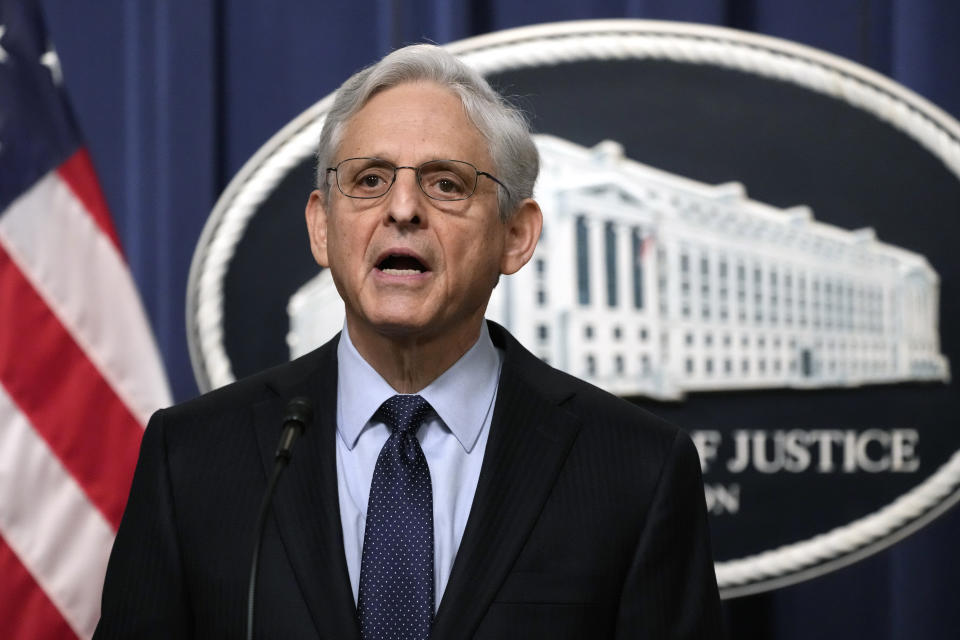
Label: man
xmin=95 ymin=44 xmax=722 ymax=639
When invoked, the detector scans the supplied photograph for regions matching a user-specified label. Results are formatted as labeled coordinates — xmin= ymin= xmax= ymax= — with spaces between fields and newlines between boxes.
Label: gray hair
xmin=315 ymin=44 xmax=539 ymax=220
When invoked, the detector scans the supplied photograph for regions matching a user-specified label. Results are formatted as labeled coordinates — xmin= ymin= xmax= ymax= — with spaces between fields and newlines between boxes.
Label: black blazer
xmin=95 ymin=322 xmax=722 ymax=639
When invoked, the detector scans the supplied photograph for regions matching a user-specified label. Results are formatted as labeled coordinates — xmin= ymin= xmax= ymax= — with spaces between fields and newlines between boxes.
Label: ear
xmin=305 ymin=190 xmax=330 ymax=267
xmin=500 ymin=198 xmax=543 ymax=275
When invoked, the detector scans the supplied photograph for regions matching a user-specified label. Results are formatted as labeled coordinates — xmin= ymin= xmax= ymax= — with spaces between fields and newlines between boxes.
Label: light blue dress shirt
xmin=335 ymin=322 xmax=503 ymax=609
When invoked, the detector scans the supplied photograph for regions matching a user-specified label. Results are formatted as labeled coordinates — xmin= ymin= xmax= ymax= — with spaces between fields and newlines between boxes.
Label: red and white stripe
xmin=0 ymin=150 xmax=171 ymax=639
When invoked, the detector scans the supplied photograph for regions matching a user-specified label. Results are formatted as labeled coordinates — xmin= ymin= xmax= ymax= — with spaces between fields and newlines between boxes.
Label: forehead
xmin=338 ymin=81 xmax=493 ymax=167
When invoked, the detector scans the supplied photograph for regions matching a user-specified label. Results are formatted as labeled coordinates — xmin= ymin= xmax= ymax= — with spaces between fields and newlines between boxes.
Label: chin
xmin=362 ymin=313 xmax=433 ymax=338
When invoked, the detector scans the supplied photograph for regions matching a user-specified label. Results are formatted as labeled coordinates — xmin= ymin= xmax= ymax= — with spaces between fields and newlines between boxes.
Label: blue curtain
xmin=40 ymin=0 xmax=960 ymax=636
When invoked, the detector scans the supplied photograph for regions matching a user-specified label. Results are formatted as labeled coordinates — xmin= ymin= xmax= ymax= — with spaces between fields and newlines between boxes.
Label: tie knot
xmin=376 ymin=394 xmax=434 ymax=435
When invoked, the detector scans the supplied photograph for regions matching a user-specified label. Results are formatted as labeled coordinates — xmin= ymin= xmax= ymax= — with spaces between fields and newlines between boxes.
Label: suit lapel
xmin=252 ymin=338 xmax=361 ymax=640
xmin=432 ymin=333 xmax=581 ymax=639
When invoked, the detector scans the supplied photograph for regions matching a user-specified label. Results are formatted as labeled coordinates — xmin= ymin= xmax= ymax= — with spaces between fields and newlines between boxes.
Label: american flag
xmin=0 ymin=1 xmax=171 ymax=638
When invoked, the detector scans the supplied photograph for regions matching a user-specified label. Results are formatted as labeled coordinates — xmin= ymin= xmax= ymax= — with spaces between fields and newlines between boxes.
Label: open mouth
xmin=376 ymin=254 xmax=429 ymax=276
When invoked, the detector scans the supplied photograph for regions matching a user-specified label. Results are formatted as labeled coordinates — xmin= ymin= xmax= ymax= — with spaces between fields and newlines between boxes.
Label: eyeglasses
xmin=326 ymin=157 xmax=509 ymax=201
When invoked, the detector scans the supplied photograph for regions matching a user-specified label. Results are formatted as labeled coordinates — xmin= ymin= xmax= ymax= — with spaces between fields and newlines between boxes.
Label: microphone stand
xmin=246 ymin=397 xmax=313 ymax=640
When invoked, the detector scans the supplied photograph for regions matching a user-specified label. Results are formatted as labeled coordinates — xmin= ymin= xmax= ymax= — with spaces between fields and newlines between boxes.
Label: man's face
xmin=305 ymin=81 xmax=539 ymax=349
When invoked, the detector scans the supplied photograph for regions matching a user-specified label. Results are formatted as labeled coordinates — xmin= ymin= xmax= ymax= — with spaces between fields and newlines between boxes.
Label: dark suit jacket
xmin=95 ymin=322 xmax=722 ymax=639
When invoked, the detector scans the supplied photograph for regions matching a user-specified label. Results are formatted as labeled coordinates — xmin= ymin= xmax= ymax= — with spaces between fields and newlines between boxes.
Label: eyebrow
xmin=342 ymin=153 xmax=479 ymax=165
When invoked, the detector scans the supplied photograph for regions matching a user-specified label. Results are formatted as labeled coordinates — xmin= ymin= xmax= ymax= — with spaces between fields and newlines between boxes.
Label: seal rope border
xmin=186 ymin=19 xmax=960 ymax=598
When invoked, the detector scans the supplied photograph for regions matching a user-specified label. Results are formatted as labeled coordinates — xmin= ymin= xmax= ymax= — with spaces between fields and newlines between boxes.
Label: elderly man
xmin=95 ymin=45 xmax=722 ymax=639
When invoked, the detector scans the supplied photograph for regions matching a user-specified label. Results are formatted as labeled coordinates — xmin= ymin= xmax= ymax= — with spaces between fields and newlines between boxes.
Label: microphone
xmin=246 ymin=397 xmax=314 ymax=640
xmin=275 ymin=396 xmax=313 ymax=462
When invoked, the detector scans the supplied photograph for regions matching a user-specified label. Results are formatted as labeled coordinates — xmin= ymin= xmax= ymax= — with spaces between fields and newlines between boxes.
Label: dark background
xmin=38 ymin=1 xmax=960 ymax=637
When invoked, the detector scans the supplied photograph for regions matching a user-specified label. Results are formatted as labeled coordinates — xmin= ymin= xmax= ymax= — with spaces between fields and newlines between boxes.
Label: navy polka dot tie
xmin=358 ymin=395 xmax=435 ymax=640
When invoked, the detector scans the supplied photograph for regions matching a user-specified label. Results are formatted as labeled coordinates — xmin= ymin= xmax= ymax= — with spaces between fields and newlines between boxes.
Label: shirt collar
xmin=337 ymin=322 xmax=502 ymax=453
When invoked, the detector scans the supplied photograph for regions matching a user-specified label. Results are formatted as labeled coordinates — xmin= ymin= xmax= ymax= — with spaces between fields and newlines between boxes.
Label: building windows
xmin=769 ymin=269 xmax=779 ymax=326
xmin=846 ymin=283 xmax=855 ymax=331
xmin=799 ymin=275 xmax=807 ymax=305
xmin=657 ymin=248 xmax=668 ymax=316
xmin=700 ymin=253 xmax=711 ymax=320
xmin=785 ymin=271 xmax=794 ymax=326
xmin=812 ymin=278 xmax=821 ymax=329
xmin=736 ymin=261 xmax=747 ymax=325
xmin=537 ymin=289 xmax=547 ymax=306
xmin=615 ymin=355 xmax=624 ymax=374
xmin=576 ymin=216 xmax=590 ymax=305
xmin=632 ymin=228 xmax=644 ymax=309
xmin=700 ymin=254 xmax=712 ymax=321
xmin=753 ymin=265 xmax=763 ymax=325
xmin=824 ymin=280 xmax=833 ymax=329
xmin=586 ymin=354 xmax=596 ymax=376
xmin=537 ymin=324 xmax=549 ymax=342
xmin=605 ymin=222 xmax=618 ymax=308
xmin=613 ymin=326 xmax=622 ymax=340
xmin=718 ymin=256 xmax=729 ymax=322
xmin=584 ymin=325 xmax=594 ymax=339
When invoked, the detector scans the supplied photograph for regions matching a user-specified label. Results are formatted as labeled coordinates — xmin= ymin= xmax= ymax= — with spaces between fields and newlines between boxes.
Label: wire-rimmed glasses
xmin=326 ymin=157 xmax=509 ymax=202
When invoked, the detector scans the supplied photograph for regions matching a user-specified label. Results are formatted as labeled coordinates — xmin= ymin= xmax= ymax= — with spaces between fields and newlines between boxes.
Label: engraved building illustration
xmin=289 ymin=135 xmax=950 ymax=400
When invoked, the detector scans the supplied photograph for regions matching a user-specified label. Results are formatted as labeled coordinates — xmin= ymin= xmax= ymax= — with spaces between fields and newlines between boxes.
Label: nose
xmin=385 ymin=166 xmax=423 ymax=226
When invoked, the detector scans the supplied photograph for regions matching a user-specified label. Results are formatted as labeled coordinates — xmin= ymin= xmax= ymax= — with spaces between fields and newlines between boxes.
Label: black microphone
xmin=246 ymin=397 xmax=314 ymax=640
